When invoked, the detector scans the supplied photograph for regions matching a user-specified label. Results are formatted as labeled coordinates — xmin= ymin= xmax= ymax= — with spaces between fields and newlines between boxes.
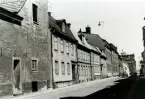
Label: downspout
xmin=111 ymin=51 xmax=113 ymax=77
xmin=76 ymin=43 xmax=79 ymax=83
xmin=100 ymin=52 xmax=102 ymax=79
xmin=50 ymin=28 xmax=55 ymax=89
xmin=90 ymin=51 xmax=92 ymax=81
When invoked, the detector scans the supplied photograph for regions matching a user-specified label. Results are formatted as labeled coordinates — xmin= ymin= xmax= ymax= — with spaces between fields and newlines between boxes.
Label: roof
xmin=102 ymin=39 xmax=111 ymax=49
xmin=49 ymin=15 xmax=77 ymax=42
xmin=0 ymin=0 xmax=26 ymax=13
xmin=82 ymin=33 xmax=105 ymax=50
xmin=49 ymin=16 xmax=62 ymax=31
xmin=121 ymin=54 xmax=135 ymax=57
xmin=71 ymin=30 xmax=91 ymax=51
xmin=101 ymin=51 xmax=107 ymax=59
xmin=65 ymin=25 xmax=77 ymax=41
xmin=0 ymin=7 xmax=23 ymax=25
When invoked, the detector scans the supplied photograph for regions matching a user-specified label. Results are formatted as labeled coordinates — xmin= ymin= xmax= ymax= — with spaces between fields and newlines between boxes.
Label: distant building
xmin=78 ymin=26 xmax=107 ymax=78
xmin=120 ymin=54 xmax=136 ymax=75
xmin=110 ymin=44 xmax=119 ymax=76
xmin=122 ymin=62 xmax=130 ymax=77
xmin=76 ymin=32 xmax=91 ymax=82
xmin=140 ymin=27 xmax=145 ymax=72
xmin=100 ymin=51 xmax=108 ymax=78
xmin=102 ymin=39 xmax=113 ymax=77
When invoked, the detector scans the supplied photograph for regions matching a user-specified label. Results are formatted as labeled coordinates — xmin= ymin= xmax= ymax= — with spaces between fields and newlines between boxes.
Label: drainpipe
xmin=90 ymin=52 xmax=93 ymax=81
xmin=50 ymin=28 xmax=55 ymax=89
xmin=100 ymin=54 xmax=102 ymax=79
xmin=76 ymin=43 xmax=79 ymax=83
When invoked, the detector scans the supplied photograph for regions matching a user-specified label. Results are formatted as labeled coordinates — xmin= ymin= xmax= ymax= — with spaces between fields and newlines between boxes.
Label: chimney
xmin=86 ymin=26 xmax=91 ymax=34
xmin=48 ymin=12 xmax=51 ymax=17
xmin=67 ymin=23 xmax=71 ymax=28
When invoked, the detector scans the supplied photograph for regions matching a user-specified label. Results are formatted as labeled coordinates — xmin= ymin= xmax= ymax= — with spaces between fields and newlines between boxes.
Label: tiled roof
xmin=90 ymin=44 xmax=101 ymax=54
xmin=49 ymin=16 xmax=77 ymax=42
xmin=0 ymin=0 xmax=26 ymax=13
xmin=49 ymin=16 xmax=62 ymax=31
xmin=65 ymin=25 xmax=77 ymax=41
xmin=82 ymin=33 xmax=105 ymax=50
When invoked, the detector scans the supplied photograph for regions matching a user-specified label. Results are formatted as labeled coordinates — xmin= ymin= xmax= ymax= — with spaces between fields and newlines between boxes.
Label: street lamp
xmin=98 ymin=21 xmax=104 ymax=27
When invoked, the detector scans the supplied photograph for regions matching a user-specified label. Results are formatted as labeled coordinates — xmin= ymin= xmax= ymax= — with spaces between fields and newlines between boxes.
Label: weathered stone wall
xmin=0 ymin=0 xmax=52 ymax=96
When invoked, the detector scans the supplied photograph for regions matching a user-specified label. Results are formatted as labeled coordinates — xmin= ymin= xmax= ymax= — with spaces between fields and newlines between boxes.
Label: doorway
xmin=32 ymin=81 xmax=38 ymax=92
xmin=12 ymin=57 xmax=22 ymax=95
xmin=72 ymin=64 xmax=76 ymax=83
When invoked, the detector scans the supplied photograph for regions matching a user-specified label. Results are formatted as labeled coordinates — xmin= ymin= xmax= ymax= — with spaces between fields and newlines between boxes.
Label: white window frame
xmin=31 ymin=58 xmax=38 ymax=72
xmin=62 ymin=23 xmax=65 ymax=33
xmin=55 ymin=60 xmax=59 ymax=75
xmin=71 ymin=44 xmax=74 ymax=56
xmin=66 ymin=42 xmax=69 ymax=54
xmin=54 ymin=36 xmax=58 ymax=51
xmin=61 ymin=39 xmax=64 ymax=53
xmin=67 ymin=63 xmax=70 ymax=75
xmin=61 ymin=61 xmax=65 ymax=75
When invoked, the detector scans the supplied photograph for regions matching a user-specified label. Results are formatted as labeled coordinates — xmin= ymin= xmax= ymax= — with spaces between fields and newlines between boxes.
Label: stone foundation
xmin=54 ymin=81 xmax=73 ymax=88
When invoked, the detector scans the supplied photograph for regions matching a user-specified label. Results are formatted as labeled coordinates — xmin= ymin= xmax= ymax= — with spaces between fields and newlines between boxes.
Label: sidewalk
xmin=1 ymin=77 xmax=121 ymax=99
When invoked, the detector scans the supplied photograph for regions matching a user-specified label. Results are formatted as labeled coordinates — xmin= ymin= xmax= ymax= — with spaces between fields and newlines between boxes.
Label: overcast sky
xmin=49 ymin=0 xmax=145 ymax=69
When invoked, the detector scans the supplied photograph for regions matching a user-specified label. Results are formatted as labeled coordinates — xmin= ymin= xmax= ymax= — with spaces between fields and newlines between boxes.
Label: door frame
xmin=12 ymin=57 xmax=22 ymax=95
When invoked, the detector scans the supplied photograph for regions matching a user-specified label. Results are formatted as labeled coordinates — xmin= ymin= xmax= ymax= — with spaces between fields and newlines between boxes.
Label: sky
xmin=48 ymin=0 xmax=145 ymax=69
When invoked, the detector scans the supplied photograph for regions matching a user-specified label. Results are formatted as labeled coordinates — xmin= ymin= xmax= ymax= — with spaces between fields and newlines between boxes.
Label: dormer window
xmin=62 ymin=23 xmax=65 ymax=33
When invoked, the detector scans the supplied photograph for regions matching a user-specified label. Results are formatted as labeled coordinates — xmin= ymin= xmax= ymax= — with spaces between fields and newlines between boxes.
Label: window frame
xmin=31 ymin=58 xmax=38 ymax=72
xmin=61 ymin=61 xmax=65 ymax=75
xmin=54 ymin=36 xmax=58 ymax=51
xmin=55 ymin=60 xmax=59 ymax=75
xmin=66 ymin=42 xmax=69 ymax=54
xmin=67 ymin=62 xmax=70 ymax=75
xmin=60 ymin=39 xmax=64 ymax=53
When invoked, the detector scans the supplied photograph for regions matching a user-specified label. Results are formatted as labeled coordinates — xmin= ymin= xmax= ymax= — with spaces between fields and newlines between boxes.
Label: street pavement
xmin=61 ymin=77 xmax=145 ymax=99
xmin=1 ymin=77 xmax=120 ymax=99
xmin=5 ymin=77 xmax=145 ymax=99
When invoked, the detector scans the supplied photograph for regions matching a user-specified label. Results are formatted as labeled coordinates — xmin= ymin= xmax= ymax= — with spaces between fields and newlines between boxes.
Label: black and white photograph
xmin=0 ymin=0 xmax=144 ymax=99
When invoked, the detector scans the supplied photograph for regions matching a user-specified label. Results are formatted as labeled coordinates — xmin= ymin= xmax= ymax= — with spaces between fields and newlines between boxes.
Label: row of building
xmin=140 ymin=26 xmax=145 ymax=74
xmin=0 ymin=0 xmax=136 ymax=97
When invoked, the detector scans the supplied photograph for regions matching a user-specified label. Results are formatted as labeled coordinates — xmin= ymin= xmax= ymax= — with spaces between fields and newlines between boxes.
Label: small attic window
xmin=62 ymin=22 xmax=65 ymax=33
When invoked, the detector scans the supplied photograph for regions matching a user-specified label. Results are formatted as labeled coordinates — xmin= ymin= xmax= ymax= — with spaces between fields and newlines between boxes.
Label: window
xmin=71 ymin=44 xmax=74 ymax=56
xmin=78 ymin=65 xmax=80 ymax=75
xmin=33 ymin=4 xmax=38 ymax=23
xmin=31 ymin=59 xmax=38 ymax=72
xmin=66 ymin=42 xmax=69 ymax=54
xmin=61 ymin=39 xmax=64 ymax=52
xmin=82 ymin=52 xmax=84 ymax=61
xmin=62 ymin=23 xmax=65 ymax=33
xmin=61 ymin=62 xmax=65 ymax=75
xmin=67 ymin=63 xmax=70 ymax=75
xmin=88 ymin=54 xmax=90 ymax=62
xmin=81 ymin=65 xmax=83 ymax=76
xmin=86 ymin=66 xmax=88 ymax=76
xmin=54 ymin=36 xmax=58 ymax=50
xmin=84 ymin=66 xmax=85 ymax=76
xmin=84 ymin=53 xmax=86 ymax=61
xmin=80 ymin=52 xmax=82 ymax=60
xmin=55 ymin=61 xmax=59 ymax=75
